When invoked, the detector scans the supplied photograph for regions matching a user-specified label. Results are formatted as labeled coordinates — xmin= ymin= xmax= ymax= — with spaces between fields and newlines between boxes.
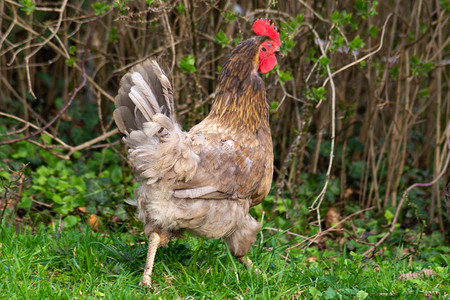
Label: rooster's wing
xmin=172 ymin=127 xmax=272 ymax=204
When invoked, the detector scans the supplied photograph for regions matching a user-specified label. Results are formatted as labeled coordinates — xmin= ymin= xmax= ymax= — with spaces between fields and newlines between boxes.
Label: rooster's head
xmin=252 ymin=18 xmax=281 ymax=73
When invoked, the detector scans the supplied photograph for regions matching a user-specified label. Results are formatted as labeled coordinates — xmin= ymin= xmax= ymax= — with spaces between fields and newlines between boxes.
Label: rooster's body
xmin=113 ymin=19 xmax=280 ymax=286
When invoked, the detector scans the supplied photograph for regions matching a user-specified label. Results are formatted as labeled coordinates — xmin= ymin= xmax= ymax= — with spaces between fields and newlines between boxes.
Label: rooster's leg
xmin=139 ymin=232 xmax=161 ymax=287
xmin=238 ymin=256 xmax=261 ymax=273
xmin=238 ymin=256 xmax=253 ymax=267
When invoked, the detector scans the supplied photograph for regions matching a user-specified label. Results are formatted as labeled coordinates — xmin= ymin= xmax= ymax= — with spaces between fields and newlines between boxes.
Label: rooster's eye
xmin=267 ymin=43 xmax=271 ymax=48
xmin=261 ymin=47 xmax=266 ymax=52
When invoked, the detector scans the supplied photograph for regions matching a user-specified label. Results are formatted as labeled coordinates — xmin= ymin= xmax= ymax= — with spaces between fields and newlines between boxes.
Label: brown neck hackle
xmin=208 ymin=36 xmax=270 ymax=133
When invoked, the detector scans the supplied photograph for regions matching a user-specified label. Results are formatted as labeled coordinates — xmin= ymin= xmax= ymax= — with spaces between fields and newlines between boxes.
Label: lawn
xmin=1 ymin=222 xmax=448 ymax=299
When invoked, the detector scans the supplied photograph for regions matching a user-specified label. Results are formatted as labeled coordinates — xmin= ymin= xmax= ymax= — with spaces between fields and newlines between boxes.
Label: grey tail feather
xmin=113 ymin=59 xmax=175 ymax=133
xmin=125 ymin=198 xmax=138 ymax=206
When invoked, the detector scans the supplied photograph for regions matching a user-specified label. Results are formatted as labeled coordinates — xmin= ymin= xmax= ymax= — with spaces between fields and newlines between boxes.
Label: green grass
xmin=0 ymin=223 xmax=448 ymax=299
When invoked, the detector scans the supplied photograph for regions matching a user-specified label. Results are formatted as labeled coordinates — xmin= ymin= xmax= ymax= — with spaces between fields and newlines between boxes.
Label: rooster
xmin=113 ymin=19 xmax=281 ymax=286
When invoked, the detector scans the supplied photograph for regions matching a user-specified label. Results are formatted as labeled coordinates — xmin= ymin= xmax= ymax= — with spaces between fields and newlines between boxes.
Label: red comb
xmin=252 ymin=18 xmax=280 ymax=46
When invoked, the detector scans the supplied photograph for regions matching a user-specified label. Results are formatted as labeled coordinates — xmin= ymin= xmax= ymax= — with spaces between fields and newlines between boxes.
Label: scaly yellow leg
xmin=139 ymin=232 xmax=161 ymax=287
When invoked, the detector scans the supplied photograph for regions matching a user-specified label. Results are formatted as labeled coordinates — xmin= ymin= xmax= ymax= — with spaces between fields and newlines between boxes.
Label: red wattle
xmin=259 ymin=56 xmax=277 ymax=73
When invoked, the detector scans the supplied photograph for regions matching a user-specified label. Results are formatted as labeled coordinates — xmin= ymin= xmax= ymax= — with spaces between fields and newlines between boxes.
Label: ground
xmin=1 ymin=223 xmax=448 ymax=299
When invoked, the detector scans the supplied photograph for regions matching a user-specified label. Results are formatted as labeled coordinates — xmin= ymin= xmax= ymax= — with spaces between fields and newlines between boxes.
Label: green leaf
xmin=85 ymin=178 xmax=110 ymax=205
xmin=324 ymin=287 xmax=337 ymax=299
xmin=356 ymin=290 xmax=369 ymax=300
xmin=350 ymin=251 xmax=363 ymax=261
xmin=12 ymin=147 xmax=29 ymax=159
xmin=233 ymin=33 xmax=242 ymax=46
xmin=423 ymin=61 xmax=434 ymax=72
xmin=318 ymin=56 xmax=330 ymax=67
xmin=440 ymin=0 xmax=450 ymax=13
xmin=113 ymin=0 xmax=129 ymax=14
xmin=409 ymin=55 xmax=434 ymax=77
xmin=19 ymin=196 xmax=32 ymax=209
xmin=108 ymin=27 xmax=119 ymax=43
xmin=19 ymin=0 xmax=36 ymax=15
xmin=270 ymin=101 xmax=279 ymax=113
xmin=368 ymin=25 xmax=380 ymax=37
xmin=309 ymin=286 xmax=323 ymax=298
xmin=70 ymin=127 xmax=86 ymax=144
xmin=418 ymin=88 xmax=430 ymax=99
xmin=222 ymin=11 xmax=236 ymax=22
xmin=41 ymin=133 xmax=52 ymax=144
xmin=384 ymin=209 xmax=394 ymax=223
xmin=63 ymin=215 xmax=78 ymax=228
xmin=389 ymin=65 xmax=399 ymax=80
xmin=278 ymin=70 xmax=293 ymax=84
xmin=0 ymin=171 xmax=11 ymax=180
xmin=73 ymin=151 xmax=82 ymax=159
xmin=355 ymin=0 xmax=378 ymax=19
xmin=281 ymin=37 xmax=296 ymax=52
xmin=94 ymin=290 xmax=105 ymax=297
xmin=176 ymin=3 xmax=185 ymax=13
xmin=66 ymin=57 xmax=76 ymax=67
xmin=36 ymin=165 xmax=51 ymax=176
xmin=215 ymin=30 xmax=231 ymax=48
xmin=348 ymin=35 xmax=365 ymax=52
xmin=91 ymin=2 xmax=110 ymax=16
xmin=52 ymin=194 xmax=63 ymax=204
xmin=308 ymin=86 xmax=326 ymax=102
xmin=36 ymin=176 xmax=47 ymax=186
xmin=367 ymin=235 xmax=377 ymax=244
xmin=110 ymin=165 xmax=123 ymax=185
xmin=330 ymin=11 xmax=341 ymax=24
xmin=281 ymin=14 xmax=304 ymax=34
xmin=69 ymin=46 xmax=77 ymax=56
xmin=179 ymin=55 xmax=197 ymax=73
xmin=330 ymin=10 xmax=354 ymax=27
xmin=114 ymin=205 xmax=128 ymax=220
xmin=331 ymin=36 xmax=344 ymax=51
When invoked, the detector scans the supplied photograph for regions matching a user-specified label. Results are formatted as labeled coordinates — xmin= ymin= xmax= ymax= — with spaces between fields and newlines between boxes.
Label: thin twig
xmin=162 ymin=5 xmax=176 ymax=73
xmin=264 ymin=227 xmax=308 ymax=239
xmin=307 ymin=25 xmax=337 ymax=233
xmin=63 ymin=129 xmax=119 ymax=159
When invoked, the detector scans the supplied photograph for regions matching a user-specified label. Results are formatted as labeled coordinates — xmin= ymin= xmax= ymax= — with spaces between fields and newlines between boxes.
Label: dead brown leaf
xmin=307 ymin=256 xmax=317 ymax=263
xmin=325 ymin=207 xmax=341 ymax=229
xmin=88 ymin=214 xmax=99 ymax=231
xmin=398 ymin=268 xmax=436 ymax=281
xmin=344 ymin=188 xmax=353 ymax=198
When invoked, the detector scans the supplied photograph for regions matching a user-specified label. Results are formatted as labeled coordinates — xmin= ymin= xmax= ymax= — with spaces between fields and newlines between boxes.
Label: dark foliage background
xmin=0 ymin=0 xmax=449 ymax=249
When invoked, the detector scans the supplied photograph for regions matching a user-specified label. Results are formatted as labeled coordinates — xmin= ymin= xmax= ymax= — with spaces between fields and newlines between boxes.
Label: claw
xmin=238 ymin=256 xmax=261 ymax=274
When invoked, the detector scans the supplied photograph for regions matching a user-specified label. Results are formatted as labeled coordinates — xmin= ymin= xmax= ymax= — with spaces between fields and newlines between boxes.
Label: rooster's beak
xmin=275 ymin=50 xmax=284 ymax=57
